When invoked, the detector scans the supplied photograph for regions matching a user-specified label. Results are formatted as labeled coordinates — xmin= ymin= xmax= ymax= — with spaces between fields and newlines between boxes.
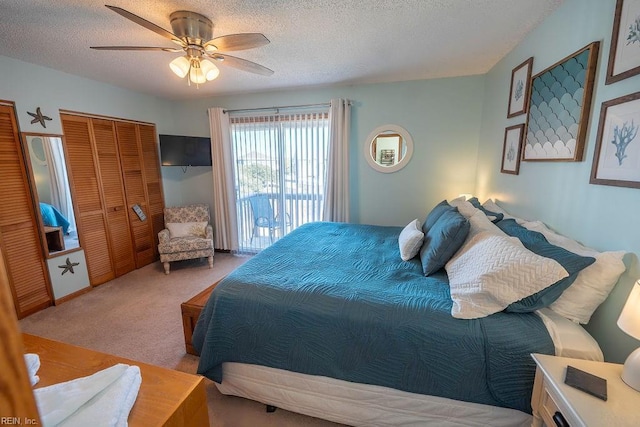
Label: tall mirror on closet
xmin=22 ymin=133 xmax=80 ymax=257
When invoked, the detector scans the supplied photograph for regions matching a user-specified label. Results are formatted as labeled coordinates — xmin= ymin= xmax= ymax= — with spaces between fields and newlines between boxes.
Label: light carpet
xmin=19 ymin=253 xmax=343 ymax=427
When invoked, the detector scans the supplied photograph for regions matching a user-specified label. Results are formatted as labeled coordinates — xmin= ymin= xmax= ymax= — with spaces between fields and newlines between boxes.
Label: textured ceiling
xmin=0 ymin=0 xmax=563 ymax=101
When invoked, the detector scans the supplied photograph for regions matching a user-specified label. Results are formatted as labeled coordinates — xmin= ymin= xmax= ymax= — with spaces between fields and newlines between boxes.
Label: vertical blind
xmin=230 ymin=111 xmax=329 ymax=253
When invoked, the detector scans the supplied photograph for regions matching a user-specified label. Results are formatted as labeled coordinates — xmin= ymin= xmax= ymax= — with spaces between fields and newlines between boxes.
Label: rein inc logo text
xmin=0 ymin=418 xmax=38 ymax=425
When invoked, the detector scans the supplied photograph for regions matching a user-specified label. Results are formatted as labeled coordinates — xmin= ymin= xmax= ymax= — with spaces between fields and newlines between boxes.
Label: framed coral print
xmin=606 ymin=0 xmax=640 ymax=85
xmin=523 ymin=42 xmax=600 ymax=162
xmin=501 ymin=124 xmax=525 ymax=175
xmin=507 ymin=57 xmax=533 ymax=118
xmin=590 ymin=91 xmax=640 ymax=188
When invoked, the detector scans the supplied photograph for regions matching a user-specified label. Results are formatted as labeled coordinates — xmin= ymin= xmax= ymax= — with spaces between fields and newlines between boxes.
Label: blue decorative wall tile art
xmin=524 ymin=42 xmax=599 ymax=161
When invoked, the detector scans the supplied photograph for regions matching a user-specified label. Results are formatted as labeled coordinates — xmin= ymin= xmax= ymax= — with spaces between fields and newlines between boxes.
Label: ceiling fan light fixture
xmin=169 ymin=56 xmax=190 ymax=78
xmin=200 ymin=59 xmax=220 ymax=81
xmin=95 ymin=6 xmax=272 ymax=87
xmin=189 ymin=61 xmax=207 ymax=84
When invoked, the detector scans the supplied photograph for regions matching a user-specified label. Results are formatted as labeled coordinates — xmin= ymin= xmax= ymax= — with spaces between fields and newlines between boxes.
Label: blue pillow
xmin=422 ymin=200 xmax=454 ymax=235
xmin=496 ymin=219 xmax=596 ymax=312
xmin=468 ymin=197 xmax=504 ymax=223
xmin=420 ymin=208 xmax=470 ymax=276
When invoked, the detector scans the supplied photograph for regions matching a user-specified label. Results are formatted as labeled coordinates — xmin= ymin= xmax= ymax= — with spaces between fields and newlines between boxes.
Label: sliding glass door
xmin=230 ymin=111 xmax=329 ymax=253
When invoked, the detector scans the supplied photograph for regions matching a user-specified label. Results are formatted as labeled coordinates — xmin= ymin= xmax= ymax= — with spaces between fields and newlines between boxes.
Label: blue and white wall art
xmin=507 ymin=57 xmax=533 ymax=118
xmin=606 ymin=0 xmax=640 ymax=84
xmin=524 ymin=42 xmax=600 ymax=161
xmin=590 ymin=91 xmax=640 ymax=188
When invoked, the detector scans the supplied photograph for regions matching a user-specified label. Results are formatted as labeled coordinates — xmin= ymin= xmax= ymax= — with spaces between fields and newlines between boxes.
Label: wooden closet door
xmin=92 ymin=119 xmax=136 ymax=277
xmin=138 ymin=124 xmax=165 ymax=257
xmin=61 ymin=114 xmax=115 ymax=285
xmin=0 ymin=103 xmax=52 ymax=317
xmin=115 ymin=122 xmax=154 ymax=268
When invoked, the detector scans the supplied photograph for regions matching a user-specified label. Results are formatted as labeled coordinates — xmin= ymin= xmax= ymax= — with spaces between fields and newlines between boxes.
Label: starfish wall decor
xmin=27 ymin=107 xmax=52 ymax=128
xmin=58 ymin=257 xmax=80 ymax=275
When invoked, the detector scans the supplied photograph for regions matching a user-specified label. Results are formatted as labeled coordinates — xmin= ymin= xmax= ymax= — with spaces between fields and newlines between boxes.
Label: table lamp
xmin=617 ymin=280 xmax=640 ymax=391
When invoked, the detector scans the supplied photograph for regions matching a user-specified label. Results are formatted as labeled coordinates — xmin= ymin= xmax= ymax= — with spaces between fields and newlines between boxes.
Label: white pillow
xmin=448 ymin=198 xmax=480 ymax=219
xmin=466 ymin=210 xmax=505 ymax=240
xmin=481 ymin=199 xmax=527 ymax=224
xmin=166 ymin=221 xmax=207 ymax=238
xmin=398 ymin=219 xmax=424 ymax=261
xmin=451 ymin=211 xmax=506 ymax=260
xmin=522 ymin=220 xmax=626 ymax=324
xmin=445 ymin=232 xmax=569 ymax=319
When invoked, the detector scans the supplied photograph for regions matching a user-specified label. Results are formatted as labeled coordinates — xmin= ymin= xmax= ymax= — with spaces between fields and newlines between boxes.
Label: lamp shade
xmin=618 ymin=280 xmax=640 ymax=340
xmin=618 ymin=280 xmax=640 ymax=391
xmin=169 ymin=56 xmax=190 ymax=78
xmin=189 ymin=63 xmax=207 ymax=84
xmin=199 ymin=59 xmax=220 ymax=81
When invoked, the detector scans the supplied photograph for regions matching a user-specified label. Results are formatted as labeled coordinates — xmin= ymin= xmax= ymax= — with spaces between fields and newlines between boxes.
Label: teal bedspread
xmin=193 ymin=222 xmax=554 ymax=413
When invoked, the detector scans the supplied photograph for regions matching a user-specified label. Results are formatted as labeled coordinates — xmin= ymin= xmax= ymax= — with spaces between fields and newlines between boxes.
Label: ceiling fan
xmin=91 ymin=5 xmax=273 ymax=86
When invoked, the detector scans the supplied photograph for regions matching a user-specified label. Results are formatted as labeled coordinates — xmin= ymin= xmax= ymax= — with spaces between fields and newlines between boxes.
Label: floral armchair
xmin=158 ymin=204 xmax=214 ymax=274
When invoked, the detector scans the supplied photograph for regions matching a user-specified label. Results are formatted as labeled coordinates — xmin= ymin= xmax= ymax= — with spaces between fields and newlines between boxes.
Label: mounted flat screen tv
xmin=159 ymin=134 xmax=212 ymax=166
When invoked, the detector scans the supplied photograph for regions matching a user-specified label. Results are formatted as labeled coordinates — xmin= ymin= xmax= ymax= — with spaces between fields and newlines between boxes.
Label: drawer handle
xmin=553 ymin=411 xmax=570 ymax=427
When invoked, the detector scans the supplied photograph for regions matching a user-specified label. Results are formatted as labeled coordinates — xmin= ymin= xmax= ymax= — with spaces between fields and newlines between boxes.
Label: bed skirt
xmin=216 ymin=362 xmax=532 ymax=427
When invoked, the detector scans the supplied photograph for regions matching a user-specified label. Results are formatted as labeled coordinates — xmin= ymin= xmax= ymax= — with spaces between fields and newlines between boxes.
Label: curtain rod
xmin=223 ymin=101 xmax=351 ymax=115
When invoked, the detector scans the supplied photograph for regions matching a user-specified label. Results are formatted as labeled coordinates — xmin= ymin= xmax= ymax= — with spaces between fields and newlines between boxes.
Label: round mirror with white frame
xmin=364 ymin=124 xmax=414 ymax=173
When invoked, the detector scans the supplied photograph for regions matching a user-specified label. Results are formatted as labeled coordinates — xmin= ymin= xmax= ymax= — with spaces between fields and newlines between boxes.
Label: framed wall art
xmin=590 ymin=91 xmax=640 ymax=188
xmin=501 ymin=124 xmax=525 ymax=175
xmin=523 ymin=42 xmax=600 ymax=162
xmin=507 ymin=57 xmax=533 ymax=118
xmin=606 ymin=0 xmax=640 ymax=84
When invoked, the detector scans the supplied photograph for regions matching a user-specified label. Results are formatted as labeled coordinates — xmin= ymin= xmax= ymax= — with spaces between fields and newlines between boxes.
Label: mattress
xmin=215 ymin=308 xmax=602 ymax=427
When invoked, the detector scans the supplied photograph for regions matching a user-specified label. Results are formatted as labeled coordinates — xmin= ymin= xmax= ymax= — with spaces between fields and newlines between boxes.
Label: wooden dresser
xmin=23 ymin=334 xmax=209 ymax=427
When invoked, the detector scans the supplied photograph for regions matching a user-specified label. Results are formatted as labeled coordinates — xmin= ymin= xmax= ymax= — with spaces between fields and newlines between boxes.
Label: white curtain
xmin=208 ymin=107 xmax=239 ymax=251
xmin=43 ymin=137 xmax=76 ymax=233
xmin=323 ymin=98 xmax=351 ymax=222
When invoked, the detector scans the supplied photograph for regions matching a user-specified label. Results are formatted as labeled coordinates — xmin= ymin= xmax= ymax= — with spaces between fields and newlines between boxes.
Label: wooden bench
xmin=181 ymin=279 xmax=223 ymax=355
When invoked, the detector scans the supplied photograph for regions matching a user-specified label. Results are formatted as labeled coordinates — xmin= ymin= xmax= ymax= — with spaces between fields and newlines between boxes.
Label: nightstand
xmin=531 ymin=353 xmax=640 ymax=427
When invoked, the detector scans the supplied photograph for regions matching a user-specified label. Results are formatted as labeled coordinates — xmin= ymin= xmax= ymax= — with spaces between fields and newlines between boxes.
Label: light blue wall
xmin=165 ymin=77 xmax=486 ymax=225
xmin=0 ymin=55 xmax=175 ymax=135
xmin=476 ymin=0 xmax=640 ymax=363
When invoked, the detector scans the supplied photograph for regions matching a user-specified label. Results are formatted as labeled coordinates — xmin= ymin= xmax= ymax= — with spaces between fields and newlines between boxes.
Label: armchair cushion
xmin=166 ymin=221 xmax=208 ymax=238
xmin=158 ymin=236 xmax=213 ymax=254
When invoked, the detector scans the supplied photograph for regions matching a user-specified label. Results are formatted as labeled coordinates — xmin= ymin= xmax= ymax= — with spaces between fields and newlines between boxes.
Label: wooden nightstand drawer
xmin=540 ymin=386 xmax=560 ymax=426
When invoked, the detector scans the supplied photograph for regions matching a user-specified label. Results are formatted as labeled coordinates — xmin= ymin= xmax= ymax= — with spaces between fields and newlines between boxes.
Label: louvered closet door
xmin=92 ymin=119 xmax=136 ymax=277
xmin=115 ymin=122 xmax=154 ymax=268
xmin=138 ymin=124 xmax=164 ymax=257
xmin=0 ymin=104 xmax=52 ymax=317
xmin=61 ymin=114 xmax=115 ymax=285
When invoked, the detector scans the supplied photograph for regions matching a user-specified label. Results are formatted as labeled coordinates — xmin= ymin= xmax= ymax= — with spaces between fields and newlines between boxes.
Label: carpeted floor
xmin=19 ymin=253 xmax=343 ymax=427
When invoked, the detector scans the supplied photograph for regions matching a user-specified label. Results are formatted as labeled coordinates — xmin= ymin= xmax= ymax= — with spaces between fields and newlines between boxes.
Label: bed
xmin=193 ymin=199 xmax=620 ymax=426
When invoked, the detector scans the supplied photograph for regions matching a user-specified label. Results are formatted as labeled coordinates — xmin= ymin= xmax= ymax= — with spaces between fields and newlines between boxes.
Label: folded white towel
xmin=24 ymin=353 xmax=40 ymax=386
xmin=34 ymin=363 xmax=142 ymax=427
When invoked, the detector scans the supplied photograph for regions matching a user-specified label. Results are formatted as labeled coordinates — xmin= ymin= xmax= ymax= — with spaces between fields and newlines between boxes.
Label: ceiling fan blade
xmin=207 ymin=53 xmax=274 ymax=76
xmin=105 ymin=5 xmax=183 ymax=45
xmin=90 ymin=46 xmax=183 ymax=52
xmin=204 ymin=33 xmax=270 ymax=52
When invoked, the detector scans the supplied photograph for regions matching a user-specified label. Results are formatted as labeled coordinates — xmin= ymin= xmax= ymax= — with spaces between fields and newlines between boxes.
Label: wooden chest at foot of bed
xmin=182 ymin=279 xmax=223 ymax=355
